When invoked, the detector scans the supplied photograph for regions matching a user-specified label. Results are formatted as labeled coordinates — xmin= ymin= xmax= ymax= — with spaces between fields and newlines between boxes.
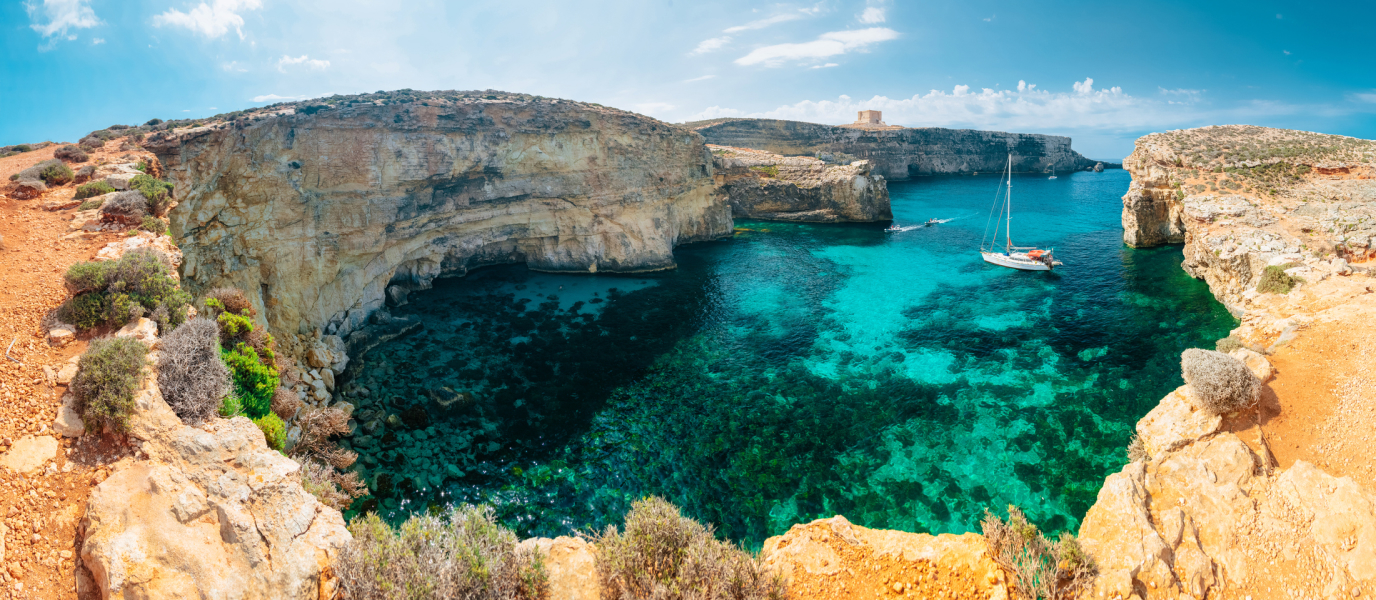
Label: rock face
xmin=148 ymin=97 xmax=730 ymax=338
xmin=710 ymin=145 xmax=891 ymax=222
xmin=514 ymin=537 xmax=599 ymax=600
xmin=80 ymin=369 xmax=350 ymax=599
xmin=760 ymin=515 xmax=1009 ymax=599
xmin=693 ymin=118 xmax=1098 ymax=180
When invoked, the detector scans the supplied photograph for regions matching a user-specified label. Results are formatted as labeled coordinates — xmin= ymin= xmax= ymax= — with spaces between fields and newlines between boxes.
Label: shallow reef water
xmin=342 ymin=169 xmax=1236 ymax=548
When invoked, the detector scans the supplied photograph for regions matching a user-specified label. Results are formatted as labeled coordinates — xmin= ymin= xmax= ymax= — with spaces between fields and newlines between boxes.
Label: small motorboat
xmin=885 ymin=223 xmax=904 ymax=232
xmin=923 ymin=218 xmax=939 ymax=227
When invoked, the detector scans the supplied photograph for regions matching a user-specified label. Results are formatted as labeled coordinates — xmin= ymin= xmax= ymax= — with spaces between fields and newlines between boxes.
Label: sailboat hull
xmin=981 ymin=252 xmax=1054 ymax=271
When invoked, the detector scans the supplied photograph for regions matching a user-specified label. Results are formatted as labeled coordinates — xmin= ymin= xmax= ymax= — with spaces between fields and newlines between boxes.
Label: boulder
xmin=760 ymin=515 xmax=1008 ymax=599
xmin=56 ymin=362 xmax=78 ymax=385
xmin=515 ymin=537 xmax=599 ymax=600
xmin=80 ymin=371 xmax=351 ymax=599
xmin=49 ymin=325 xmax=76 ymax=347
xmin=115 ymin=317 xmax=159 ymax=347
xmin=1228 ymin=347 xmax=1274 ymax=384
xmin=0 ymin=435 xmax=60 ymax=474
xmin=53 ymin=393 xmax=85 ymax=438
xmin=104 ymin=172 xmax=137 ymax=191
xmin=1134 ymin=385 xmax=1222 ymax=457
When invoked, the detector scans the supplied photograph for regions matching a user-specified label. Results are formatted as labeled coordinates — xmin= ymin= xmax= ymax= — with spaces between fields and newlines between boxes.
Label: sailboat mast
xmin=1005 ymin=154 xmax=1012 ymax=249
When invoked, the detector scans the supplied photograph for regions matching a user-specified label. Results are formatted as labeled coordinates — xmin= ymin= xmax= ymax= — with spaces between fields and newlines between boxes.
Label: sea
xmin=343 ymin=168 xmax=1237 ymax=548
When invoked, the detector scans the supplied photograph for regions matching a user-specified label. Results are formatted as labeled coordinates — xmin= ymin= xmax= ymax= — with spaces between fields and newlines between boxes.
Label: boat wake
xmin=886 ymin=214 xmax=978 ymax=232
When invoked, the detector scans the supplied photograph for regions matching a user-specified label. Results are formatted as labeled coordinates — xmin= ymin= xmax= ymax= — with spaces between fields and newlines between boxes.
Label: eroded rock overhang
xmin=149 ymin=99 xmax=731 ymax=340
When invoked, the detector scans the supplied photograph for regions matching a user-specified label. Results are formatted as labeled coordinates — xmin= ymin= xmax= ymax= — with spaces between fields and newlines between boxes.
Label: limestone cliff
xmin=709 ymin=144 xmax=891 ymax=222
xmin=146 ymin=93 xmax=730 ymax=340
xmin=690 ymin=118 xmax=1098 ymax=180
xmin=1074 ymin=125 xmax=1376 ymax=599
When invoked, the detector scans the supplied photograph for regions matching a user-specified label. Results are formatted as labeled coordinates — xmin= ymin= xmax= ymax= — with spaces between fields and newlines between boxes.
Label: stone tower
xmin=855 ymin=110 xmax=885 ymax=126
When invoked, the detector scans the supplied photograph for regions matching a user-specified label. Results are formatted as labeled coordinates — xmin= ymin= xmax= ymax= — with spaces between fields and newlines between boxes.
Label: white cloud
xmin=91 ymin=37 xmax=104 ymax=45
xmin=683 ymin=79 xmax=1213 ymax=134
xmin=684 ymin=75 xmax=716 ymax=82
xmin=251 ymin=93 xmax=307 ymax=102
xmin=1352 ymin=92 xmax=1376 ymax=104
xmin=1158 ymin=87 xmax=1204 ymax=105
xmin=735 ymin=27 xmax=899 ymax=67
xmin=811 ymin=63 xmax=839 ymax=69
xmin=724 ymin=14 xmax=804 ymax=33
xmin=153 ymin=0 xmax=262 ymax=40
xmin=1017 ymin=80 xmax=1038 ymax=92
xmin=277 ymin=55 xmax=330 ymax=73
xmin=1072 ymin=78 xmax=1094 ymax=94
xmin=1283 ymin=50 xmax=1291 ymax=55
xmin=222 ymin=60 xmax=248 ymax=72
xmin=858 ymin=7 xmax=885 ymax=23
xmin=25 ymin=0 xmax=100 ymax=42
xmin=691 ymin=36 xmax=731 ymax=55
xmin=983 ymin=14 xmax=996 ymax=22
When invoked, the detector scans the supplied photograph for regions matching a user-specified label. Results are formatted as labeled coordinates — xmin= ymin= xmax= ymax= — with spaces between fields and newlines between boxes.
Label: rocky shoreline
xmin=710 ymin=144 xmax=892 ymax=223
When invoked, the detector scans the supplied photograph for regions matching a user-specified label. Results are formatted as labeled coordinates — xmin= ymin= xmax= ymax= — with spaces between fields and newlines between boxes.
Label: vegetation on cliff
xmin=72 ymin=336 xmax=148 ymax=433
xmin=981 ymin=505 xmax=1096 ymax=600
xmin=59 ymin=248 xmax=190 ymax=332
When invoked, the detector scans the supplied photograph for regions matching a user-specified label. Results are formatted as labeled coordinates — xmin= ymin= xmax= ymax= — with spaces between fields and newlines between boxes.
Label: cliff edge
xmin=710 ymin=144 xmax=891 ymax=222
xmin=690 ymin=118 xmax=1098 ymax=180
xmin=146 ymin=92 xmax=731 ymax=341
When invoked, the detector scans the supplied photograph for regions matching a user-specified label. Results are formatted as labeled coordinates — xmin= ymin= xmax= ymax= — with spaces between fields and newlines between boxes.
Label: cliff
xmin=689 ymin=118 xmax=1098 ymax=180
xmin=709 ymin=144 xmax=891 ymax=222
xmin=1075 ymin=125 xmax=1376 ymax=599
xmin=146 ymin=92 xmax=730 ymax=341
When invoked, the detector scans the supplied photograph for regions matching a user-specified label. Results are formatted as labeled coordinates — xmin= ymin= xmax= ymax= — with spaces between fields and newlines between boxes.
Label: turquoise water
xmin=343 ymin=169 xmax=1236 ymax=547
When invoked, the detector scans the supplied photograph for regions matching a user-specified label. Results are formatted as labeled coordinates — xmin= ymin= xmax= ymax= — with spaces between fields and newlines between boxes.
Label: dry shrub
xmin=1126 ymin=434 xmax=1149 ymax=463
xmin=157 ymin=318 xmax=230 ymax=425
xmin=100 ymin=190 xmax=149 ymax=224
xmin=981 ymin=505 xmax=1096 ymax=600
xmin=335 ymin=505 xmax=548 ymax=600
xmin=271 ymin=385 xmax=302 ymax=420
xmin=1257 ymin=265 xmax=1300 ymax=294
xmin=54 ymin=144 xmax=89 ymax=163
xmin=1181 ymin=348 xmax=1261 ymax=416
xmin=590 ymin=496 xmax=786 ymax=600
xmin=206 ymin=287 xmax=255 ymax=316
xmin=298 ymin=459 xmax=368 ymax=511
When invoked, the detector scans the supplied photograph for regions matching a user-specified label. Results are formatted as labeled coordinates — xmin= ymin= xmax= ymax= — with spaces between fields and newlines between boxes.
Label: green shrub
xmin=222 ymin=343 xmax=279 ymax=418
xmin=220 ymin=393 xmax=244 ymax=418
xmin=61 ymin=249 xmax=190 ymax=332
xmin=71 ymin=337 xmax=148 ymax=434
xmin=335 ymin=505 xmax=548 ymax=600
xmin=591 ymin=497 xmax=785 ymax=600
xmin=140 ymin=216 xmax=167 ymax=235
xmin=1215 ymin=336 xmax=1244 ymax=353
xmin=1256 ymin=265 xmax=1300 ymax=294
xmin=298 ymin=459 xmax=369 ymax=511
xmin=217 ymin=311 xmax=254 ymax=339
xmin=78 ymin=199 xmax=104 ymax=211
xmin=981 ymin=505 xmax=1096 ymax=600
xmin=65 ymin=261 xmax=114 ymax=294
xmin=59 ymin=292 xmax=107 ymax=330
xmin=75 ymin=181 xmax=116 ymax=200
xmin=129 ymin=174 xmax=174 ymax=215
xmin=135 ymin=160 xmax=149 ymax=173
xmin=254 ymin=413 xmax=287 ymax=451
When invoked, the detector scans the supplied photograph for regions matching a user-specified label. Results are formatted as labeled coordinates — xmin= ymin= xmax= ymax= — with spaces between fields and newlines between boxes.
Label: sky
xmin=3 ymin=0 xmax=1376 ymax=158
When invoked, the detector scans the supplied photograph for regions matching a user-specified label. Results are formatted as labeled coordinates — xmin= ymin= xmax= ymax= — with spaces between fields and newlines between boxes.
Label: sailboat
xmin=1048 ymin=162 xmax=1057 ymax=179
xmin=980 ymin=155 xmax=1063 ymax=271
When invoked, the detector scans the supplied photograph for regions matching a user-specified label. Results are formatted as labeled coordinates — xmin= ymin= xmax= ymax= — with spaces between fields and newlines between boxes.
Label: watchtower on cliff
xmin=855 ymin=110 xmax=885 ymax=126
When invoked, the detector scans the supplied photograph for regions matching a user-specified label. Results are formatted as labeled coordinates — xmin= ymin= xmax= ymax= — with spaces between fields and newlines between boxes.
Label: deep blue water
xmin=343 ymin=169 xmax=1236 ymax=547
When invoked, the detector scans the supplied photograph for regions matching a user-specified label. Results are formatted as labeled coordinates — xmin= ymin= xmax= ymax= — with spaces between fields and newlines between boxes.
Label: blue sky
xmin=4 ymin=0 xmax=1375 ymax=158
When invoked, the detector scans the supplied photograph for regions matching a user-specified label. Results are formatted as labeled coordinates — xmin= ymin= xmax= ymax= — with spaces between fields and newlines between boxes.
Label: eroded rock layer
xmin=148 ymin=97 xmax=730 ymax=338
xmin=692 ymin=118 xmax=1098 ymax=180
xmin=710 ymin=144 xmax=891 ymax=222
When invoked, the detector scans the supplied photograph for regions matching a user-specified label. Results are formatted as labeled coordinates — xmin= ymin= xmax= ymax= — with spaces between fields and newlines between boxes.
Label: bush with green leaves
xmin=60 ymin=248 xmax=190 ymax=332
xmin=254 ymin=413 xmax=287 ymax=451
xmin=40 ymin=161 xmax=74 ymax=185
xmin=222 ymin=343 xmax=279 ymax=418
xmin=981 ymin=505 xmax=1096 ymax=600
xmin=54 ymin=144 xmax=89 ymax=162
xmin=75 ymin=181 xmax=115 ymax=200
xmin=220 ymin=393 xmax=244 ymax=418
xmin=158 ymin=318 xmax=231 ymax=425
xmin=335 ymin=505 xmax=548 ymax=600
xmin=1257 ymin=264 xmax=1300 ymax=294
xmin=590 ymin=497 xmax=786 ymax=600
xmin=71 ymin=337 xmax=149 ymax=434
xmin=129 ymin=174 xmax=174 ymax=215
xmin=140 ymin=216 xmax=167 ymax=235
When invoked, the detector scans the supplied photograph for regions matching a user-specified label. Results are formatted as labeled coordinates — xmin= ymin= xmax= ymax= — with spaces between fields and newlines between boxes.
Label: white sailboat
xmin=981 ymin=155 xmax=1063 ymax=271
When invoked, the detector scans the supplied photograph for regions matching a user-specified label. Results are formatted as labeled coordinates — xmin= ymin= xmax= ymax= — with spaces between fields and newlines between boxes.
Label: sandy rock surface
xmin=710 ymin=145 xmax=892 ymax=223
xmin=515 ymin=536 xmax=599 ymax=600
